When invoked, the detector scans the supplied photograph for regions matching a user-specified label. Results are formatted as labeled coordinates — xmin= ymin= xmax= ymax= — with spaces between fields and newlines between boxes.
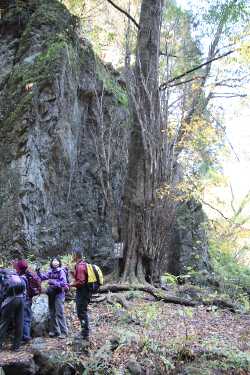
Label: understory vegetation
xmin=0 ymin=0 xmax=250 ymax=373
xmin=1 ymin=289 xmax=249 ymax=374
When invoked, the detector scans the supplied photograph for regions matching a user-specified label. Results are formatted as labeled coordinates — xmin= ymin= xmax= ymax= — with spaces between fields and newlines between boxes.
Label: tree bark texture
xmin=121 ymin=0 xmax=165 ymax=283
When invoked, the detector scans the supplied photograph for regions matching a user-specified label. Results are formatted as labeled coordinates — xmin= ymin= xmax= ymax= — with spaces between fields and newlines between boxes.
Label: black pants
xmin=76 ymin=286 xmax=91 ymax=338
xmin=0 ymin=297 xmax=24 ymax=348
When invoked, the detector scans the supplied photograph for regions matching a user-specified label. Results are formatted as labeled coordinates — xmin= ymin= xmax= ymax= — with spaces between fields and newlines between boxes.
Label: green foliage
xmin=139 ymin=336 xmax=175 ymax=372
xmin=206 ymin=188 xmax=250 ymax=306
xmin=1 ymin=0 xmax=78 ymax=130
xmin=126 ymin=290 xmax=144 ymax=300
xmin=1 ymin=41 xmax=67 ymax=129
xmin=178 ymin=307 xmax=193 ymax=319
xmin=161 ymin=272 xmax=178 ymax=285
xmin=210 ymin=246 xmax=250 ymax=311
xmin=82 ymin=342 xmax=112 ymax=374
xmin=202 ymin=338 xmax=250 ymax=371
xmin=63 ymin=0 xmax=140 ymax=67
xmin=96 ymin=61 xmax=128 ymax=107
xmin=117 ymin=303 xmax=159 ymax=329
xmin=114 ymin=327 xmax=139 ymax=346
xmin=135 ymin=304 xmax=159 ymax=328
xmin=162 ymin=1 xmax=202 ymax=77
xmin=204 ymin=0 xmax=250 ymax=26
xmin=2 ymin=92 xmax=33 ymax=130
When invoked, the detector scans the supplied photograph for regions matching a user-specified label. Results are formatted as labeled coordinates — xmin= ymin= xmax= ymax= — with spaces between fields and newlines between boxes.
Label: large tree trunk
xmin=121 ymin=0 xmax=164 ymax=283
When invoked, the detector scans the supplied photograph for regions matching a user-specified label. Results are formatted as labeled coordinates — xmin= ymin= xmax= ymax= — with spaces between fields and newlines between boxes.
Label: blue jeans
xmin=23 ymin=300 xmax=32 ymax=340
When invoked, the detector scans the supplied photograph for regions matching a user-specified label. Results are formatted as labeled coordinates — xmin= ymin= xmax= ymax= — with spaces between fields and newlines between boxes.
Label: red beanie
xmin=15 ymin=259 xmax=28 ymax=273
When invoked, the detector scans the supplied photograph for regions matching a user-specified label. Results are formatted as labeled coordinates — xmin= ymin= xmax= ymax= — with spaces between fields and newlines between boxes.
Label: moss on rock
xmin=96 ymin=59 xmax=128 ymax=107
xmin=0 ymin=0 xmax=79 ymax=131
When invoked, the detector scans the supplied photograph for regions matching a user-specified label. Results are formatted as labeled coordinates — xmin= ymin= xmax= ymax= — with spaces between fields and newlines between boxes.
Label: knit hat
xmin=71 ymin=247 xmax=84 ymax=258
xmin=15 ymin=259 xmax=28 ymax=272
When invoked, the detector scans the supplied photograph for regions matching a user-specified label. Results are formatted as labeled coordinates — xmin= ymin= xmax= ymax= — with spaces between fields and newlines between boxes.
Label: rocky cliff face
xmin=0 ymin=0 xmax=128 ymax=270
xmin=0 ymin=0 xmax=210 ymax=277
xmin=173 ymin=200 xmax=211 ymax=276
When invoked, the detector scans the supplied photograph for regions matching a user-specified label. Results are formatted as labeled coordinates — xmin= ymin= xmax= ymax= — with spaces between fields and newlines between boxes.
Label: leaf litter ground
xmin=0 ymin=292 xmax=249 ymax=374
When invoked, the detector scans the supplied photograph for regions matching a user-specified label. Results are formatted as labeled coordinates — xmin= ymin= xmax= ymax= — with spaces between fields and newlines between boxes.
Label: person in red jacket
xmin=71 ymin=248 xmax=91 ymax=341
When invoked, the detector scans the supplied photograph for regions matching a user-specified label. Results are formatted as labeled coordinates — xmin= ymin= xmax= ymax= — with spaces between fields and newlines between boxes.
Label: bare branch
xmin=159 ymin=50 xmax=235 ymax=91
xmin=211 ymin=93 xmax=247 ymax=99
xmin=168 ymin=75 xmax=205 ymax=88
xmin=106 ymin=0 xmax=140 ymax=29
xmin=209 ymin=112 xmax=240 ymax=162
xmin=160 ymin=51 xmax=178 ymax=58
xmin=229 ymin=184 xmax=236 ymax=214
xmin=167 ymin=94 xmax=185 ymax=109
xmin=201 ymin=199 xmax=229 ymax=221
xmin=214 ymin=75 xmax=249 ymax=88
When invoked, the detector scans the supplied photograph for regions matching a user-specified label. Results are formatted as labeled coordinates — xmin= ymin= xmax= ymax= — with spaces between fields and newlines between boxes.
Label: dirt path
xmin=0 ymin=296 xmax=249 ymax=374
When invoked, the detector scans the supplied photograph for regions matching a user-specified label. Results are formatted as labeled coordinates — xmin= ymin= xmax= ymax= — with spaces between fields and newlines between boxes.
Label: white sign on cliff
xmin=114 ymin=242 xmax=124 ymax=258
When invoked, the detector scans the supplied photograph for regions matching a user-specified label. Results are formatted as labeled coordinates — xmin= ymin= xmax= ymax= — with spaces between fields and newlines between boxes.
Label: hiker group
xmin=0 ymin=248 xmax=103 ymax=351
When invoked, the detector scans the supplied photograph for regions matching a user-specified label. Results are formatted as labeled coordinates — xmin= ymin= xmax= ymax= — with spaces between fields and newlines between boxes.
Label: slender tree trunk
xmin=121 ymin=0 xmax=164 ymax=283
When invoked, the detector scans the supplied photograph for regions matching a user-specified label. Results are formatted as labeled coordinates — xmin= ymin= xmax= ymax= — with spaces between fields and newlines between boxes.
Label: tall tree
xmin=100 ymin=0 xmax=248 ymax=284
xmin=120 ymin=0 xmax=165 ymax=283
xmin=119 ymin=0 xmax=248 ymax=283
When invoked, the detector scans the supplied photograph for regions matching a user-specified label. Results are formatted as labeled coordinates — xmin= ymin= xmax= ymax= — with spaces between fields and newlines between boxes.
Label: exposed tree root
xmin=202 ymin=298 xmax=236 ymax=312
xmin=91 ymin=292 xmax=130 ymax=309
xmin=91 ymin=295 xmax=107 ymax=303
xmin=98 ymin=284 xmax=238 ymax=312
xmin=99 ymin=284 xmax=197 ymax=307
xmin=106 ymin=292 xmax=130 ymax=309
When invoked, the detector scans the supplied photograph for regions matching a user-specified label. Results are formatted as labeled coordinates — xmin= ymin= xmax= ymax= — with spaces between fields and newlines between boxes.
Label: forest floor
xmin=0 ymin=290 xmax=250 ymax=374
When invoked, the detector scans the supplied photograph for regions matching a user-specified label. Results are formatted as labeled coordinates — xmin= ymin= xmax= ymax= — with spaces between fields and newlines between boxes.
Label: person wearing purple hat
xmin=37 ymin=257 xmax=69 ymax=338
xmin=14 ymin=259 xmax=41 ymax=343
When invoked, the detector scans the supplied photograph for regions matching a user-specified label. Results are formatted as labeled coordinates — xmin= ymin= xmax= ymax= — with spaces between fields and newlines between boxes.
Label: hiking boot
xmin=49 ymin=332 xmax=57 ymax=338
xmin=58 ymin=334 xmax=68 ymax=339
xmin=22 ymin=336 xmax=31 ymax=343
xmin=82 ymin=333 xmax=89 ymax=341
xmin=11 ymin=344 xmax=21 ymax=352
xmin=82 ymin=335 xmax=89 ymax=342
xmin=81 ymin=339 xmax=90 ymax=353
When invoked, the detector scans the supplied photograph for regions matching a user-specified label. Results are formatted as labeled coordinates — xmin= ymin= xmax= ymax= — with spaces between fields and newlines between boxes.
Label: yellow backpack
xmin=86 ymin=263 xmax=104 ymax=292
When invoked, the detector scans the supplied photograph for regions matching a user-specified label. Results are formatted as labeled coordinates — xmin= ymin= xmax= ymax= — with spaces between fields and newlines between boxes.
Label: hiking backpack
xmin=86 ymin=263 xmax=104 ymax=293
xmin=62 ymin=266 xmax=70 ymax=292
xmin=0 ymin=269 xmax=25 ymax=305
xmin=63 ymin=266 xmax=70 ymax=285
xmin=25 ymin=270 xmax=41 ymax=299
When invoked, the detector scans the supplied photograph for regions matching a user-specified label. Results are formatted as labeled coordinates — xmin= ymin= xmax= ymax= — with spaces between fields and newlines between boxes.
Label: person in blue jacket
xmin=37 ymin=257 xmax=68 ymax=338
